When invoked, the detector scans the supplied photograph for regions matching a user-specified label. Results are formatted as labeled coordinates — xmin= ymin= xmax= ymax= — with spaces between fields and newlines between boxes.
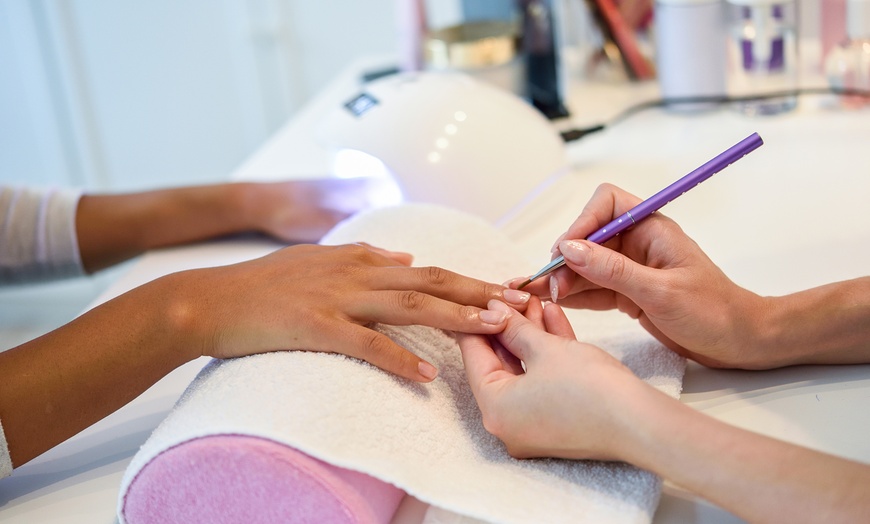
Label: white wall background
xmin=0 ymin=0 xmax=398 ymax=192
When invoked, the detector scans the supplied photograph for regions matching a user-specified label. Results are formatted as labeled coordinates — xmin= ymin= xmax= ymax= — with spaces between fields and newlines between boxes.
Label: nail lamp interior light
xmin=315 ymin=71 xmax=568 ymax=225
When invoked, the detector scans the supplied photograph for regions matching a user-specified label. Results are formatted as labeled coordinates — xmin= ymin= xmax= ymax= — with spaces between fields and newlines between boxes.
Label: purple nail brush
xmin=517 ymin=132 xmax=764 ymax=289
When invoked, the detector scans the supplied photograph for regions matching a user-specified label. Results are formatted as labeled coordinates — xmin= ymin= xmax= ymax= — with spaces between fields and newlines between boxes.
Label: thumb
xmin=489 ymin=301 xmax=564 ymax=368
xmin=558 ymin=239 xmax=659 ymax=302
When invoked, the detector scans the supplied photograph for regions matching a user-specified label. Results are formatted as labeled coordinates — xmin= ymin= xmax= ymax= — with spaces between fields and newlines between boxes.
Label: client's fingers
xmin=314 ymin=320 xmax=437 ymax=382
xmin=350 ymin=290 xmax=508 ymax=334
xmin=367 ymin=265 xmax=520 ymax=311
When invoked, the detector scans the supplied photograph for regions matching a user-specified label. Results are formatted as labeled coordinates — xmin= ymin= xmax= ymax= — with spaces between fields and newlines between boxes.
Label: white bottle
xmin=655 ymin=0 xmax=727 ymax=111
xmin=824 ymin=0 xmax=870 ymax=107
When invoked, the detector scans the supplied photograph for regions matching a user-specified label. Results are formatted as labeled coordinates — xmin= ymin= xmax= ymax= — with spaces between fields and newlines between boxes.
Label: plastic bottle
xmin=655 ymin=0 xmax=727 ymax=112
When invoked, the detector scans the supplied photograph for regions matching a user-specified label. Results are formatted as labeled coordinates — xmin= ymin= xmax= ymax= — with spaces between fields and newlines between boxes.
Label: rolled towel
xmin=118 ymin=204 xmax=686 ymax=524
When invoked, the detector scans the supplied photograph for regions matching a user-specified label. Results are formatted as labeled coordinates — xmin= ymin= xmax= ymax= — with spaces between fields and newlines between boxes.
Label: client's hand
xmin=75 ymin=179 xmax=378 ymax=273
xmin=241 ymin=178 xmax=387 ymax=244
xmin=515 ymin=183 xmax=765 ymax=369
xmin=0 ymin=241 xmax=529 ymax=468
xmin=457 ymin=298 xmax=649 ymax=461
xmin=171 ymin=243 xmax=529 ymax=382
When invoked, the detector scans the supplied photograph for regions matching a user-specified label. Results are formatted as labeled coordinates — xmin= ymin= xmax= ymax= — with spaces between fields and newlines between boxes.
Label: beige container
xmin=423 ymin=20 xmax=526 ymax=95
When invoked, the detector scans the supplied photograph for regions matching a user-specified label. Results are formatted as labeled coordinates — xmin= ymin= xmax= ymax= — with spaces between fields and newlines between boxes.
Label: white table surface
xmin=2 ymin=58 xmax=869 ymax=524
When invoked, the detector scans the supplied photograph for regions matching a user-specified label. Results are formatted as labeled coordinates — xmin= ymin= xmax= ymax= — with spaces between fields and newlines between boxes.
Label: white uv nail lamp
xmin=315 ymin=71 xmax=568 ymax=225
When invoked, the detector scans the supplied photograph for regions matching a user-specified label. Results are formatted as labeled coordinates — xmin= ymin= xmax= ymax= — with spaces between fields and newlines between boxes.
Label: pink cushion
xmin=122 ymin=434 xmax=405 ymax=524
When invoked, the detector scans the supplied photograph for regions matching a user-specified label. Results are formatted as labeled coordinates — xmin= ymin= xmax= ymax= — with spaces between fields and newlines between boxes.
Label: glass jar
xmin=824 ymin=0 xmax=870 ymax=107
xmin=725 ymin=0 xmax=799 ymax=115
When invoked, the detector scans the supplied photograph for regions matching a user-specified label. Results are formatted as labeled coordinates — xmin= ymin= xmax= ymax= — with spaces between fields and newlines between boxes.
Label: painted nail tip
xmin=503 ymin=288 xmax=531 ymax=304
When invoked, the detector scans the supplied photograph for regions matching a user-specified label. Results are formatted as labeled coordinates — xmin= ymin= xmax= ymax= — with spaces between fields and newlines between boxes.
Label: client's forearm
xmin=623 ymin=386 xmax=870 ymax=523
xmin=755 ymin=277 xmax=870 ymax=367
xmin=0 ymin=274 xmax=197 ymax=467
xmin=76 ymin=183 xmax=256 ymax=273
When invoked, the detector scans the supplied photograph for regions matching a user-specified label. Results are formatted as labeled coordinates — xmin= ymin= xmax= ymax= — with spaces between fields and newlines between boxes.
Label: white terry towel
xmin=118 ymin=203 xmax=686 ymax=524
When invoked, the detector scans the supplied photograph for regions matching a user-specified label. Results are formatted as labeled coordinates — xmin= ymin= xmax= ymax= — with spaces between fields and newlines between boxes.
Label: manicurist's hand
xmin=458 ymin=299 xmax=870 ymax=524
xmin=457 ymin=297 xmax=648 ymax=461
xmin=514 ymin=183 xmax=766 ymax=369
xmin=515 ymin=183 xmax=870 ymax=370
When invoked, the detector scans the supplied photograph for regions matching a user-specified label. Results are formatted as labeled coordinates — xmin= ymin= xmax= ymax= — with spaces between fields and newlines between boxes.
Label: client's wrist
xmin=222 ymin=183 xmax=262 ymax=233
xmin=154 ymin=269 xmax=218 ymax=363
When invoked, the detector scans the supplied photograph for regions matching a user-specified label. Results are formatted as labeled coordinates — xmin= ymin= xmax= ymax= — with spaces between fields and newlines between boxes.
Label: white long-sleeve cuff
xmin=0 ymin=186 xmax=84 ymax=284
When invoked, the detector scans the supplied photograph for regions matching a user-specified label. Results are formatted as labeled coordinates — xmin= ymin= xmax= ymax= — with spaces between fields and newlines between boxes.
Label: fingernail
xmin=503 ymin=288 xmax=531 ymax=304
xmin=418 ymin=361 xmax=438 ymax=380
xmin=502 ymin=277 xmax=525 ymax=288
xmin=560 ymin=240 xmax=589 ymax=267
xmin=550 ymin=232 xmax=567 ymax=253
xmin=488 ymin=299 xmax=512 ymax=312
xmin=549 ymin=276 xmax=559 ymax=303
xmin=480 ymin=309 xmax=508 ymax=324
